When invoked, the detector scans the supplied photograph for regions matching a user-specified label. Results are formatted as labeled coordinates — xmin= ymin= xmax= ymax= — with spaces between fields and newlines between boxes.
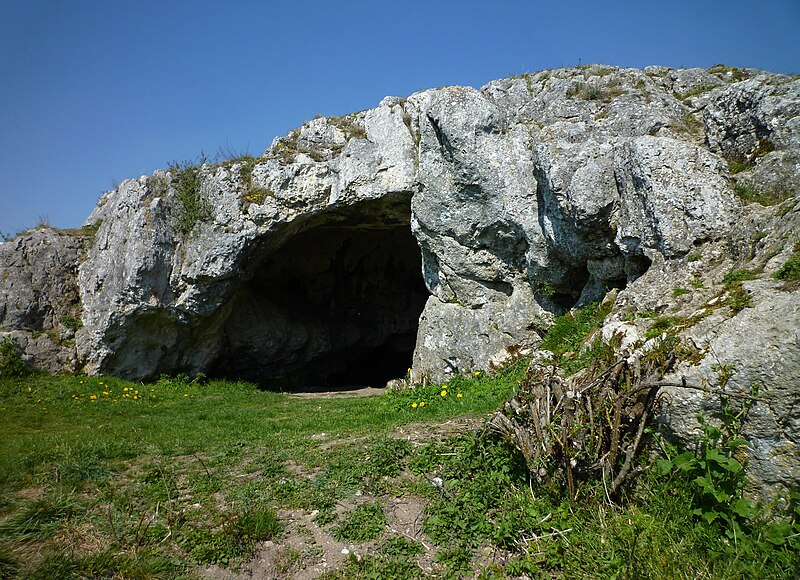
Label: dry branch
xmin=489 ymin=348 xmax=679 ymax=501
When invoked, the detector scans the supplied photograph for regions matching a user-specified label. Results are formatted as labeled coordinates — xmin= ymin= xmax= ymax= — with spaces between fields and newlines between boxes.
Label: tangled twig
xmin=489 ymin=347 xmax=677 ymax=501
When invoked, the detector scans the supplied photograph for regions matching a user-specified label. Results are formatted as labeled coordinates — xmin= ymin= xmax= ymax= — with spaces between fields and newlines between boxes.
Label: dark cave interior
xmin=208 ymin=198 xmax=429 ymax=390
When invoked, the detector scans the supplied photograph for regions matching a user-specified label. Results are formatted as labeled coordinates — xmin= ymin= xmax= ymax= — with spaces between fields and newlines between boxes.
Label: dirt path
xmin=198 ymin=402 xmax=486 ymax=579
xmin=287 ymin=386 xmax=389 ymax=399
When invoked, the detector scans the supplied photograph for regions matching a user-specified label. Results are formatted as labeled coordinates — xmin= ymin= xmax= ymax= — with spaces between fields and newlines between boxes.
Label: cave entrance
xmin=209 ymin=196 xmax=428 ymax=390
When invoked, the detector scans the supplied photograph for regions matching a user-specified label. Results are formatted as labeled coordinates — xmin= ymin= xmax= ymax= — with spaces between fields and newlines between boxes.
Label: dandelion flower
xmin=419 ymin=401 xmax=425 ymax=407
xmin=457 ymin=393 xmax=463 ymax=398
xmin=440 ymin=390 xmax=447 ymax=397
xmin=411 ymin=403 xmax=418 ymax=409
xmin=89 ymin=395 xmax=97 ymax=400
xmin=475 ymin=370 xmax=481 ymax=376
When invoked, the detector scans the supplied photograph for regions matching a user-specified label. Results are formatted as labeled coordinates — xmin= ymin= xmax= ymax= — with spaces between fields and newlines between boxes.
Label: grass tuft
xmin=332 ymin=502 xmax=386 ymax=543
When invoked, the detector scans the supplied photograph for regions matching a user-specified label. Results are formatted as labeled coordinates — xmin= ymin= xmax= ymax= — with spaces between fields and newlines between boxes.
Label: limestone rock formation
xmin=1 ymin=64 xmax=798 ymax=495
xmin=0 ymin=227 xmax=91 ymax=373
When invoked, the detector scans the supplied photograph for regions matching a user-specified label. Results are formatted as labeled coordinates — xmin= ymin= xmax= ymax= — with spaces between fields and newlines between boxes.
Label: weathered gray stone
xmin=0 ymin=227 xmax=89 ymax=372
xmin=1 ymin=65 xmax=799 ymax=494
xmin=665 ymin=280 xmax=800 ymax=495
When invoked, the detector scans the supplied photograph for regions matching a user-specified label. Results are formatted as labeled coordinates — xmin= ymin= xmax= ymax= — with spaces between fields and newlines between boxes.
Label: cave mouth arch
xmin=208 ymin=195 xmax=429 ymax=390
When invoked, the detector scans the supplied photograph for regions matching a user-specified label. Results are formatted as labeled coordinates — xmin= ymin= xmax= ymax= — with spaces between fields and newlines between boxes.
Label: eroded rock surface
xmin=1 ymin=64 xmax=799 ymax=494
xmin=0 ymin=227 xmax=90 ymax=372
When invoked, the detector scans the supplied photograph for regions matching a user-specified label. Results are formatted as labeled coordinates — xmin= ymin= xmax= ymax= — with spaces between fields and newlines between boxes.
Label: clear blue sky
xmin=1 ymin=0 xmax=798 ymax=236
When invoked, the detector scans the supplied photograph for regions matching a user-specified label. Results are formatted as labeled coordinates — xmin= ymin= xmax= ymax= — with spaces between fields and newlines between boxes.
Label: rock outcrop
xmin=0 ymin=227 xmax=91 ymax=373
xmin=1 ymin=64 xmax=798 ymax=496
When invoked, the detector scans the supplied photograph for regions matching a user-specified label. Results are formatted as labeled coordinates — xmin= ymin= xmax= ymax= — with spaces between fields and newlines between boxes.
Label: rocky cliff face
xmin=0 ymin=227 xmax=91 ymax=373
xmin=1 ymin=64 xmax=798 ymax=495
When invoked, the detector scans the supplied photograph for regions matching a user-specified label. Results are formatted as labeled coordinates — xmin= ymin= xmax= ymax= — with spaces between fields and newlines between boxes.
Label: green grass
xmin=773 ymin=245 xmax=800 ymax=290
xmin=720 ymin=268 xmax=759 ymax=312
xmin=539 ymin=301 xmax=613 ymax=374
xmin=723 ymin=268 xmax=760 ymax=286
xmin=734 ymin=181 xmax=793 ymax=206
xmin=0 ymin=372 xmax=516 ymax=575
xmin=566 ymin=81 xmax=625 ymax=102
xmin=332 ymin=502 xmax=386 ymax=543
xmin=1 ymin=368 xmax=796 ymax=578
xmin=168 ymin=159 xmax=213 ymax=233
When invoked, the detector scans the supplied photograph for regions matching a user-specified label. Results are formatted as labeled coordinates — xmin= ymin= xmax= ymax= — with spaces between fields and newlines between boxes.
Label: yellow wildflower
xmin=411 ymin=402 xmax=418 ymax=409
xmin=440 ymin=390 xmax=447 ymax=397
xmin=475 ymin=370 xmax=481 ymax=376
xmin=89 ymin=395 xmax=97 ymax=400
xmin=457 ymin=393 xmax=463 ymax=398
xmin=419 ymin=401 xmax=425 ymax=407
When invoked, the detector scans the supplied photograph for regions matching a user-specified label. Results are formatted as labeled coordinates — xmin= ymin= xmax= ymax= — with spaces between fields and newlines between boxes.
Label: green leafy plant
xmin=657 ymin=372 xmax=758 ymax=536
xmin=324 ymin=536 xmax=425 ymax=579
xmin=415 ymin=433 xmax=529 ymax=549
xmin=0 ymin=336 xmax=30 ymax=378
xmin=2 ymin=367 xmax=797 ymax=576
xmin=534 ymin=280 xmax=554 ymax=297
xmin=764 ymin=489 xmax=800 ymax=550
xmin=721 ymin=269 xmax=757 ymax=312
xmin=179 ymin=507 xmax=281 ymax=566
xmin=59 ymin=314 xmax=83 ymax=331
xmin=773 ymin=244 xmax=800 ymax=286
xmin=672 ymin=287 xmax=690 ymax=297
xmin=235 ymin=156 xmax=274 ymax=206
xmin=232 ymin=507 xmax=283 ymax=544
xmin=169 ymin=159 xmax=212 ymax=234
xmin=727 ymin=285 xmax=753 ymax=312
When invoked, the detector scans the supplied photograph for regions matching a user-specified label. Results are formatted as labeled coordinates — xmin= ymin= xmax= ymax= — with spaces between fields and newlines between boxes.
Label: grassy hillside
xmin=0 ymin=357 xmax=797 ymax=578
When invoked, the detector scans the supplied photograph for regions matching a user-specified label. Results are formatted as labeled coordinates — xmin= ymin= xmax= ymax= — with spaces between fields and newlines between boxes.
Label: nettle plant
xmin=657 ymin=365 xmax=758 ymax=537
